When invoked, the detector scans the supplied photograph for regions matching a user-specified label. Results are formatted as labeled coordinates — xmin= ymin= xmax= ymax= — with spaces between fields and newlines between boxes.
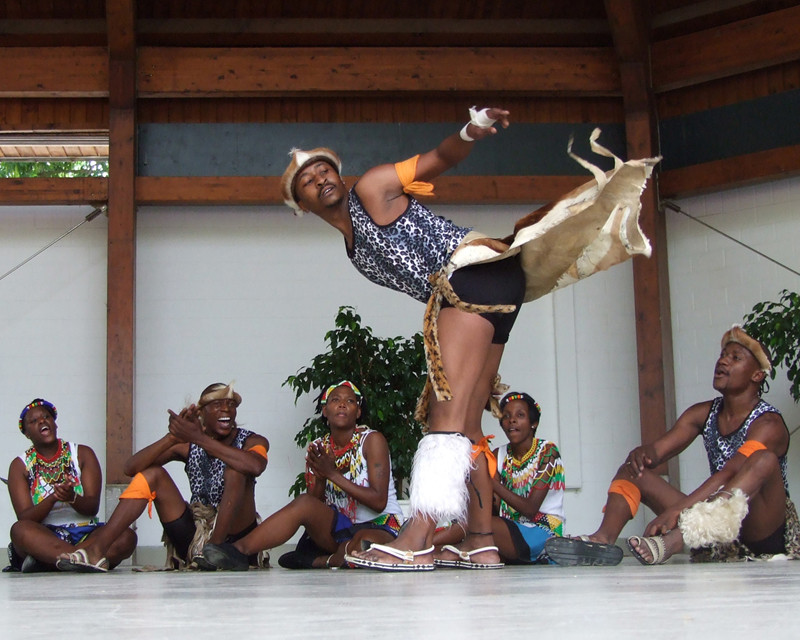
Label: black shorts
xmin=163 ymin=505 xmax=259 ymax=564
xmin=442 ymin=254 xmax=526 ymax=344
xmin=745 ymin=520 xmax=786 ymax=556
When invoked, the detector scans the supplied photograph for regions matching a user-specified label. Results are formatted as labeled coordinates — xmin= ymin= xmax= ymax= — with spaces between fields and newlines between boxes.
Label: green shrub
xmin=743 ymin=289 xmax=800 ymax=402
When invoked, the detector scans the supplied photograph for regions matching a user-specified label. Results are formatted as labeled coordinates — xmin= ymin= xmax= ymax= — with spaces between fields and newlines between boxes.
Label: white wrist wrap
xmin=459 ymin=124 xmax=475 ymax=142
xmin=459 ymin=106 xmax=497 ymax=142
xmin=469 ymin=106 xmax=497 ymax=129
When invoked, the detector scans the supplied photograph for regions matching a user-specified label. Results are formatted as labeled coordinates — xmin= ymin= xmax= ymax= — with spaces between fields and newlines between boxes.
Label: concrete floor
xmin=2 ymin=553 xmax=799 ymax=639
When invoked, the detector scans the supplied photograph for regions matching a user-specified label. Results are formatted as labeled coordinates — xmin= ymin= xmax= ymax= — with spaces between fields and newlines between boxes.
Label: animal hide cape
xmin=447 ymin=128 xmax=659 ymax=302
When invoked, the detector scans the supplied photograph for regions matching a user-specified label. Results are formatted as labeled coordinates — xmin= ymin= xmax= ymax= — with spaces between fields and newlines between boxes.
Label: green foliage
xmin=283 ymin=306 xmax=427 ymax=497
xmin=743 ymin=289 xmax=800 ymax=402
xmin=0 ymin=160 xmax=109 ymax=178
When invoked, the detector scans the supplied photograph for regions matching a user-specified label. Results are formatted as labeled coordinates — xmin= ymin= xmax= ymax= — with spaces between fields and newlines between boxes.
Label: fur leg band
xmin=678 ymin=488 xmax=749 ymax=549
xmin=409 ymin=433 xmax=473 ymax=524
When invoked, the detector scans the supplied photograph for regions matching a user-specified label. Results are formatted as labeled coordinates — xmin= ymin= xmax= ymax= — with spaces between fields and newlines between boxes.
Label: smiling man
xmin=546 ymin=325 xmax=795 ymax=566
xmin=55 ymin=382 xmax=269 ymax=572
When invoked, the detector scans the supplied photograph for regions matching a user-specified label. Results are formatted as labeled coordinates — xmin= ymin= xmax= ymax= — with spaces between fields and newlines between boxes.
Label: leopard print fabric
xmin=702 ymin=397 xmax=788 ymax=491
xmin=186 ymin=428 xmax=255 ymax=507
xmin=346 ymin=188 xmax=470 ymax=303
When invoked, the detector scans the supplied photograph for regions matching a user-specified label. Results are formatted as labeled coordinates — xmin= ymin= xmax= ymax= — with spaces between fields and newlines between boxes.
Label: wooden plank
xmin=0 ymin=47 xmax=108 ymax=97
xmin=607 ymin=0 xmax=676 ymax=479
xmin=652 ymin=5 xmax=800 ymax=91
xmin=134 ymin=175 xmax=586 ymax=205
xmin=0 ymin=178 xmax=106 ymax=204
xmin=137 ymin=46 xmax=621 ymax=97
xmin=105 ymin=0 xmax=137 ymax=484
xmin=660 ymin=144 xmax=800 ymax=197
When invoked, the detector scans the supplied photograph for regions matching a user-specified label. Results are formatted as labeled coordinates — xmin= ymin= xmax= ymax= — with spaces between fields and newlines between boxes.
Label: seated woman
xmin=434 ymin=391 xmax=565 ymax=566
xmin=55 ymin=382 xmax=269 ymax=571
xmin=203 ymin=380 xmax=403 ymax=570
xmin=6 ymin=399 xmax=136 ymax=573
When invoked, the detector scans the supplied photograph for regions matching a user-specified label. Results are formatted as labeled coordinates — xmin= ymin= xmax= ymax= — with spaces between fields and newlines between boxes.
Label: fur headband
xmin=281 ymin=147 xmax=343 ymax=216
xmin=721 ymin=324 xmax=772 ymax=373
xmin=198 ymin=382 xmax=242 ymax=408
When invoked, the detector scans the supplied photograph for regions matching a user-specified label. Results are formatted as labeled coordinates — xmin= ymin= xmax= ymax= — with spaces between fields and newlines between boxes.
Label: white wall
xmin=0 ymin=205 xmax=109 ymax=537
xmin=2 ymin=176 xmax=799 ymax=550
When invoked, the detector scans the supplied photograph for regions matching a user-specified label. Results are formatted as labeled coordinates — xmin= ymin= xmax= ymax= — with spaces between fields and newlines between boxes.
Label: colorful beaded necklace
xmin=507 ymin=437 xmax=538 ymax=468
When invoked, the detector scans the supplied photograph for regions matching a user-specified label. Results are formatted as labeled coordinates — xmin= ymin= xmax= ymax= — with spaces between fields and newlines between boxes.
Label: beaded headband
xmin=499 ymin=392 xmax=541 ymax=418
xmin=19 ymin=398 xmax=57 ymax=432
xmin=321 ymin=380 xmax=362 ymax=405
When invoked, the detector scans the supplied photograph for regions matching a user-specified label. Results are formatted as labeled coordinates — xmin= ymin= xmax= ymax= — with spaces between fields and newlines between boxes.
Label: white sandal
xmin=345 ymin=543 xmax=436 ymax=572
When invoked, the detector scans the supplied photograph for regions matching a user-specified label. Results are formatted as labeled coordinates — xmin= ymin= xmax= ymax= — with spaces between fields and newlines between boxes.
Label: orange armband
xmin=119 ymin=472 xmax=157 ymax=518
xmin=738 ymin=440 xmax=767 ymax=458
xmin=607 ymin=478 xmax=641 ymax=517
xmin=248 ymin=444 xmax=268 ymax=461
xmin=395 ymin=155 xmax=435 ymax=197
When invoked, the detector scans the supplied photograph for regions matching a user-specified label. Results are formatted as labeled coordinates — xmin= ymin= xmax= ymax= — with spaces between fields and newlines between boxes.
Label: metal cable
xmin=0 ymin=204 xmax=107 ymax=283
xmin=661 ymin=200 xmax=800 ymax=278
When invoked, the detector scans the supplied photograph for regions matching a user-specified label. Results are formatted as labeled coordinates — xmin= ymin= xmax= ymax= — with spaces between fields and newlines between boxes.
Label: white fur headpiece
xmin=280 ymin=147 xmax=343 ymax=216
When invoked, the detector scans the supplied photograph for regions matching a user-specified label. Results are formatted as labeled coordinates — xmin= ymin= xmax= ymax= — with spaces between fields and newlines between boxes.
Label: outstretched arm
xmin=356 ymin=106 xmax=510 ymax=224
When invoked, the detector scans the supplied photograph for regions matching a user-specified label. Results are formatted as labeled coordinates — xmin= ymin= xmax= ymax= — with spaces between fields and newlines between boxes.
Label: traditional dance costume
xmin=21 ymin=440 xmax=100 ymax=543
xmin=496 ymin=439 xmax=566 ymax=563
xmin=684 ymin=398 xmax=798 ymax=560
xmin=307 ymin=426 xmax=403 ymax=541
xmin=288 ymin=130 xmax=658 ymax=529
xmin=279 ymin=427 xmax=404 ymax=568
xmin=161 ymin=427 xmax=261 ymax=566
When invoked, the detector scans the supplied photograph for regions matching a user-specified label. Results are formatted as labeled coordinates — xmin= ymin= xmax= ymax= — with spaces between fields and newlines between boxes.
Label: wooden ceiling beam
xmin=660 ymin=143 xmax=800 ymax=197
xmin=652 ymin=4 xmax=800 ymax=91
xmin=137 ymin=46 xmax=621 ymax=97
xmin=0 ymin=178 xmax=106 ymax=204
xmin=134 ymin=175 xmax=586 ymax=206
xmin=0 ymin=47 xmax=108 ymax=97
xmin=137 ymin=17 xmax=611 ymax=37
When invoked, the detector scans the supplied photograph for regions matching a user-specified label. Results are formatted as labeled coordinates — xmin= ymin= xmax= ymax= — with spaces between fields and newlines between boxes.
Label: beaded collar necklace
xmin=27 ymin=439 xmax=70 ymax=485
xmin=508 ymin=437 xmax=538 ymax=467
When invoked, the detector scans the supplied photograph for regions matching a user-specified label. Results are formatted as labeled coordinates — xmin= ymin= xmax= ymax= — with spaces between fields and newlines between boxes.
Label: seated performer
xmin=434 ymin=392 xmax=565 ymax=566
xmin=6 ymin=399 xmax=136 ymax=572
xmin=202 ymin=381 xmax=403 ymax=570
xmin=545 ymin=325 xmax=795 ymax=565
xmin=55 ymin=382 xmax=269 ymax=571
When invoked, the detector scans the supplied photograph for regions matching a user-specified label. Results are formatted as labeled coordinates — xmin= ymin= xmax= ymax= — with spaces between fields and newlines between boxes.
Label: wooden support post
xmin=105 ymin=0 xmax=137 ymax=484
xmin=606 ymin=0 xmax=678 ymax=484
